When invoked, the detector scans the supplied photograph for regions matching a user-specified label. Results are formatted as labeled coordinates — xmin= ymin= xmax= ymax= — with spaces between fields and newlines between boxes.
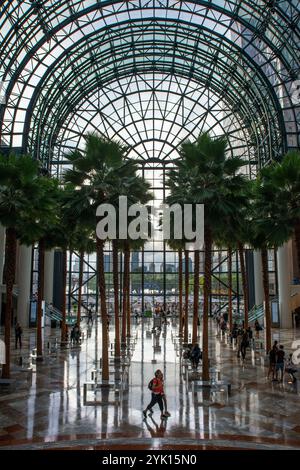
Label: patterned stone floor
xmin=0 ymin=317 xmax=300 ymax=450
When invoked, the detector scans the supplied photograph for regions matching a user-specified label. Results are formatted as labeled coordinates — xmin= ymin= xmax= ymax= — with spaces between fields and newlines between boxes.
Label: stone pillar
xmin=253 ymin=250 xmax=264 ymax=306
xmin=17 ymin=245 xmax=32 ymax=327
xmin=44 ymin=250 xmax=54 ymax=305
xmin=277 ymin=241 xmax=293 ymax=328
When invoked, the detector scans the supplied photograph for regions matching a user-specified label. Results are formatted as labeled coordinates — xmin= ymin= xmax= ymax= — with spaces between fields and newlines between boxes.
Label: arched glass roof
xmin=0 ymin=1 xmax=299 ymax=174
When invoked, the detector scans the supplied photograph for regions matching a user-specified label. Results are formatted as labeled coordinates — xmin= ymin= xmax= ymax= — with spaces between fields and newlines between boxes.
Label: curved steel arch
xmin=21 ymin=17 xmax=285 ymax=169
xmin=0 ymin=0 xmax=299 ymax=168
xmin=48 ymin=72 xmax=255 ymax=167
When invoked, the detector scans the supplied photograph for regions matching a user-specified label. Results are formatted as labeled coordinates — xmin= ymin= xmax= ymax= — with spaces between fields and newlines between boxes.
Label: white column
xmin=17 ymin=245 xmax=32 ymax=327
xmin=253 ymin=250 xmax=264 ymax=306
xmin=44 ymin=250 xmax=54 ymax=304
xmin=277 ymin=241 xmax=293 ymax=328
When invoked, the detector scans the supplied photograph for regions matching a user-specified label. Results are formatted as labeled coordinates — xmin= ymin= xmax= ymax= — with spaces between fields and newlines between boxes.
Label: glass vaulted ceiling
xmin=0 ymin=0 xmax=299 ymax=175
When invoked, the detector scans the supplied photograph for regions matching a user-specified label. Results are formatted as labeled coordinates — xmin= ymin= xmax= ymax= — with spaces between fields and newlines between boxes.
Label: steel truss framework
xmin=0 ymin=1 xmax=299 ymax=314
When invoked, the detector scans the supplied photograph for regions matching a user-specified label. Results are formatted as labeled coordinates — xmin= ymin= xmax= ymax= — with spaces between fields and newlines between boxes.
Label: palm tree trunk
xmin=112 ymin=240 xmax=120 ymax=358
xmin=202 ymin=226 xmax=212 ymax=382
xmin=178 ymin=248 xmax=183 ymax=337
xmin=184 ymin=249 xmax=189 ymax=343
xmin=61 ymin=249 xmax=67 ymax=344
xmin=126 ymin=245 xmax=131 ymax=339
xmin=2 ymin=228 xmax=17 ymax=379
xmin=37 ymin=238 xmax=45 ymax=358
xmin=192 ymin=250 xmax=200 ymax=344
xmin=96 ymin=238 xmax=109 ymax=382
xmin=238 ymin=241 xmax=249 ymax=328
xmin=122 ymin=246 xmax=129 ymax=345
xmin=77 ymin=250 xmax=84 ymax=325
xmin=261 ymin=247 xmax=271 ymax=354
xmin=228 ymin=248 xmax=233 ymax=331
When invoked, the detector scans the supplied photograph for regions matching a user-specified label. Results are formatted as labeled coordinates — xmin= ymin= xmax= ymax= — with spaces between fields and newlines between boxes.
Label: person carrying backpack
xmin=143 ymin=369 xmax=169 ymax=419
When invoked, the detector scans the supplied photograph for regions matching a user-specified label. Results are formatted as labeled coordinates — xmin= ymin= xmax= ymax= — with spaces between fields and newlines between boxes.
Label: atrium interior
xmin=0 ymin=0 xmax=300 ymax=451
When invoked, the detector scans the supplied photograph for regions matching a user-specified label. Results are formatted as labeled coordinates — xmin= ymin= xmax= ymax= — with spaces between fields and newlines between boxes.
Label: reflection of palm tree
xmin=145 ymin=416 xmax=167 ymax=438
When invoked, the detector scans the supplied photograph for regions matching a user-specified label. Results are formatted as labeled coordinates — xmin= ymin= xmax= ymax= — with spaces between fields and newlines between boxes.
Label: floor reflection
xmin=0 ymin=317 xmax=300 ymax=449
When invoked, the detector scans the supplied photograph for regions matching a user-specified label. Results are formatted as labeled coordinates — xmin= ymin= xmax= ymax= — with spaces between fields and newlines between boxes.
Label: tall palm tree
xmin=250 ymin=172 xmax=292 ymax=353
xmin=265 ymin=151 xmax=300 ymax=274
xmin=18 ymin=177 xmax=62 ymax=358
xmin=63 ymin=134 xmax=129 ymax=382
xmin=0 ymin=153 xmax=44 ymax=378
xmin=169 ymin=132 xmax=247 ymax=381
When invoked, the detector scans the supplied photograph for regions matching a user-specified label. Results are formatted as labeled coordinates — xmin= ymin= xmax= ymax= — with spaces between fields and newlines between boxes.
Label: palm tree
xmin=265 ymin=151 xmax=300 ymax=273
xmin=172 ymin=132 xmax=247 ymax=381
xmin=18 ymin=177 xmax=61 ymax=358
xmin=250 ymin=172 xmax=293 ymax=353
xmin=0 ymin=153 xmax=44 ymax=378
xmin=63 ymin=134 xmax=128 ymax=382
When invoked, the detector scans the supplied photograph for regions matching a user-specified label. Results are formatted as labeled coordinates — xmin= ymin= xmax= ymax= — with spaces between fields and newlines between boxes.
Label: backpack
xmin=148 ymin=379 xmax=154 ymax=391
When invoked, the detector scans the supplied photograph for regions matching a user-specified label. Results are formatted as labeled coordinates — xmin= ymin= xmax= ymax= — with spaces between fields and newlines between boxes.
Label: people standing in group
xmin=15 ymin=322 xmax=22 ymax=349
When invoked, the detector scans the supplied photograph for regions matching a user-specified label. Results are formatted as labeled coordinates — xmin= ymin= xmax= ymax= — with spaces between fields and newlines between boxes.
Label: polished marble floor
xmin=0 ymin=316 xmax=300 ymax=450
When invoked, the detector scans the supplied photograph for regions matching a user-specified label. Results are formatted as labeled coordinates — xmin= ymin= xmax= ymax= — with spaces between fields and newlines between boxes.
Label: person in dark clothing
xmin=191 ymin=343 xmax=202 ymax=369
xmin=231 ymin=323 xmax=238 ymax=345
xmin=87 ymin=308 xmax=93 ymax=326
xmin=254 ymin=320 xmax=262 ymax=338
xmin=15 ymin=322 xmax=22 ymax=349
xmin=240 ymin=330 xmax=249 ymax=361
xmin=268 ymin=341 xmax=278 ymax=379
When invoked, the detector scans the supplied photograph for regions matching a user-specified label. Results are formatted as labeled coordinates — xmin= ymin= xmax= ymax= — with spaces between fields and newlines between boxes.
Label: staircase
xmin=45 ymin=303 xmax=77 ymax=326
xmin=248 ymin=303 xmax=264 ymax=325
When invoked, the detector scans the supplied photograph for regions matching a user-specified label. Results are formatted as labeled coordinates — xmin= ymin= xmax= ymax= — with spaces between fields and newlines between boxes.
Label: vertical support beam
xmin=17 ymin=245 xmax=32 ymax=327
xmin=253 ymin=250 xmax=264 ymax=306
xmin=277 ymin=241 xmax=293 ymax=328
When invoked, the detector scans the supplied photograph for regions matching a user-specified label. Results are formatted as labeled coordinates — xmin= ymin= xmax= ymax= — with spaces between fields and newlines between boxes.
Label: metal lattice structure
xmin=0 ymin=1 xmax=299 ymax=175
xmin=1 ymin=1 xmax=299 ymax=315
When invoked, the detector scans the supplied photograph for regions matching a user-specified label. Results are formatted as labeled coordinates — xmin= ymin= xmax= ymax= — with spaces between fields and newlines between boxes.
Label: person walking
xmin=15 ymin=322 xmax=22 ymax=349
xmin=240 ymin=330 xmax=249 ymax=361
xmin=191 ymin=343 xmax=202 ymax=369
xmin=254 ymin=320 xmax=262 ymax=339
xmin=87 ymin=308 xmax=93 ymax=326
xmin=143 ymin=369 xmax=169 ymax=419
xmin=268 ymin=341 xmax=278 ymax=380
